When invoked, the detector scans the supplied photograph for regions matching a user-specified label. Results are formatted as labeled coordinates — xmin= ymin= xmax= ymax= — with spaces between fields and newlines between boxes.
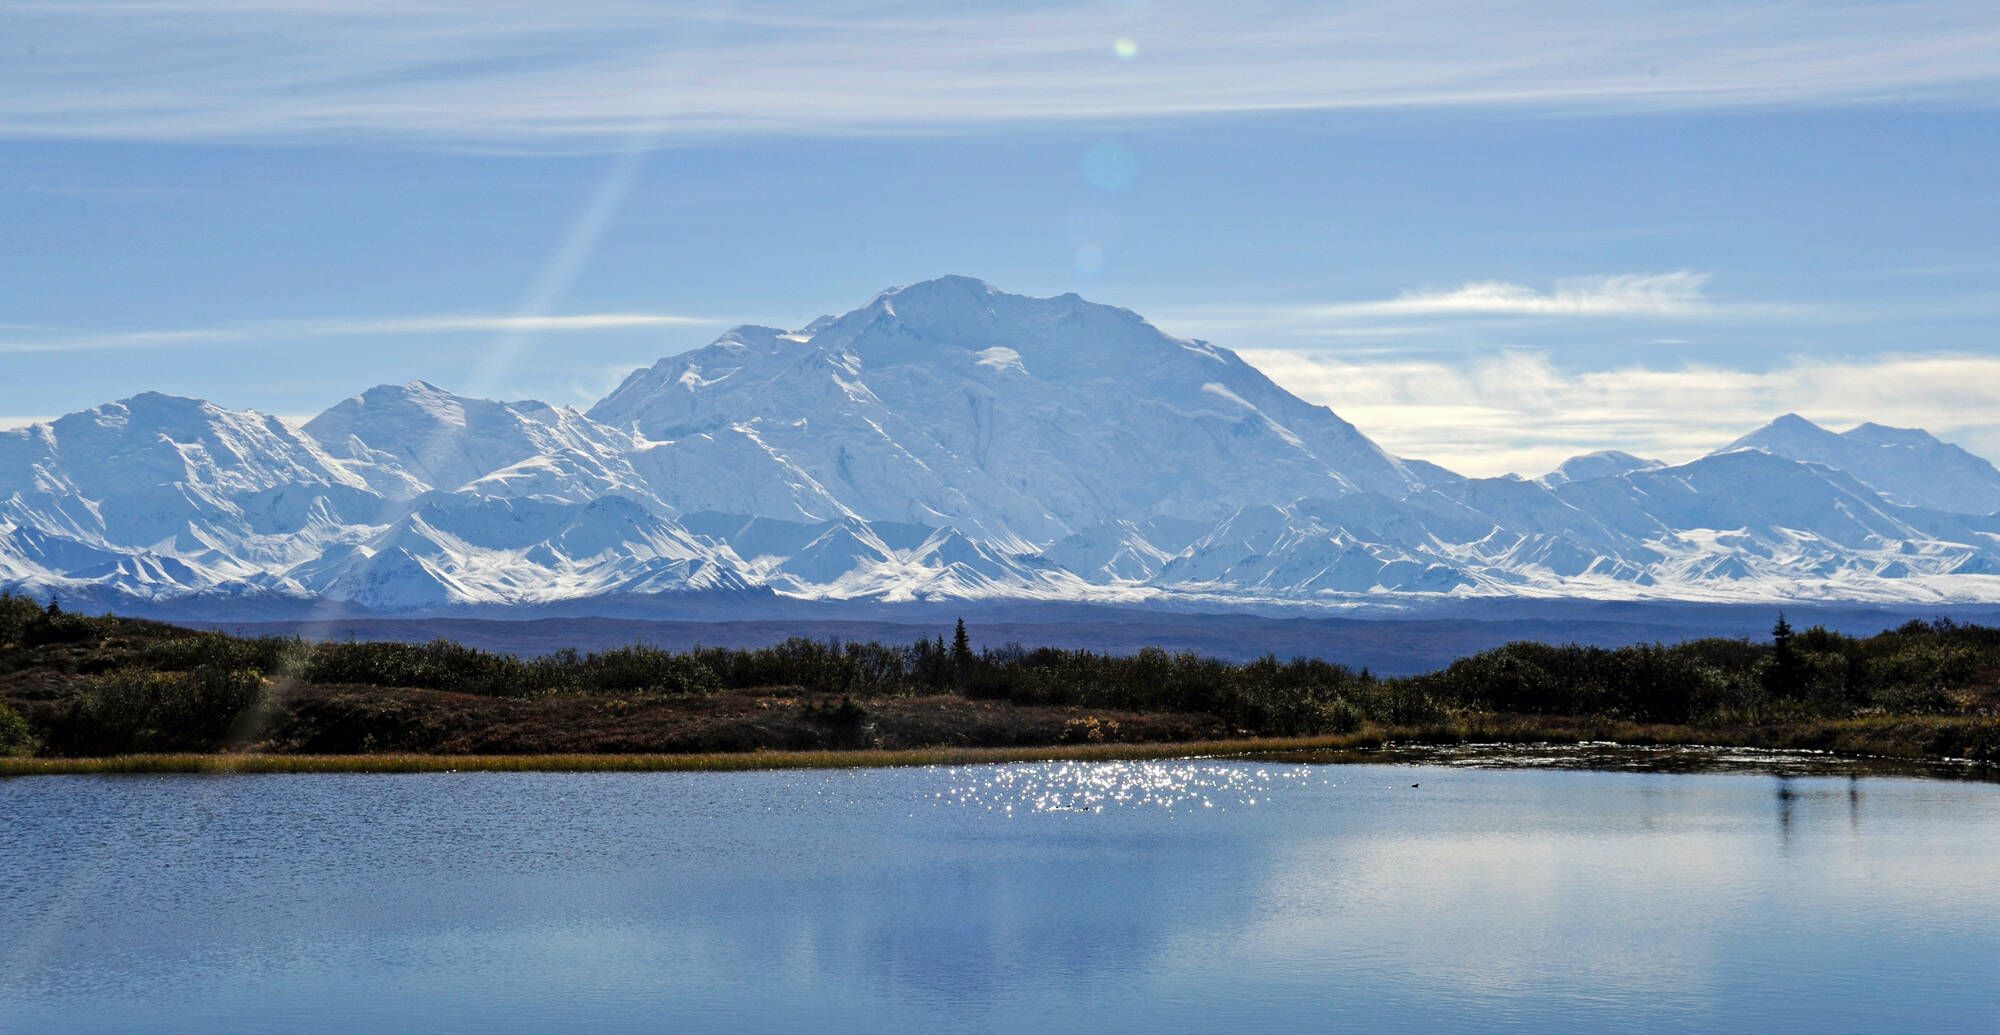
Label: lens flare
xmin=1113 ymin=38 xmax=1139 ymax=60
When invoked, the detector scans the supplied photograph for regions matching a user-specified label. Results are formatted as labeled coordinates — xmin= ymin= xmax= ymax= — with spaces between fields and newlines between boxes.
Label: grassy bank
xmin=0 ymin=730 xmax=1394 ymax=775
xmin=3 ymin=594 xmax=1996 ymax=773
xmin=7 ymin=714 xmax=1996 ymax=775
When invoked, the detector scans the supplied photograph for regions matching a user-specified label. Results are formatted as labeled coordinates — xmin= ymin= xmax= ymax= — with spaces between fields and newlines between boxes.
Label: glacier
xmin=5 ymin=276 xmax=1998 ymax=617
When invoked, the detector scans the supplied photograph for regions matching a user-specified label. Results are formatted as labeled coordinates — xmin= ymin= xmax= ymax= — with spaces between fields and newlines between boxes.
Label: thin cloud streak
xmin=6 ymin=2 xmax=2000 ymax=143
xmin=1148 ymin=272 xmax=1843 ymax=344
xmin=0 ymin=312 xmax=718 ymax=354
xmin=1315 ymin=272 xmax=1713 ymax=318
xmin=1241 ymin=349 xmax=2000 ymax=477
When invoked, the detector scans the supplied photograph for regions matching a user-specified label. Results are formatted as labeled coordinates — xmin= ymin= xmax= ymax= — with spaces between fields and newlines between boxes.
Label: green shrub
xmin=140 ymin=631 xmax=300 ymax=674
xmin=300 ymin=639 xmax=543 ymax=696
xmin=572 ymin=645 xmax=719 ymax=695
xmin=0 ymin=699 xmax=32 ymax=755
xmin=22 ymin=603 xmax=2000 ymax=755
xmin=56 ymin=666 xmax=266 ymax=754
xmin=21 ymin=599 xmax=103 ymax=647
xmin=1868 ymin=641 xmax=1979 ymax=695
xmin=804 ymin=695 xmax=872 ymax=748
xmin=1322 ymin=697 xmax=1365 ymax=734
xmin=0 ymin=592 xmax=45 ymax=645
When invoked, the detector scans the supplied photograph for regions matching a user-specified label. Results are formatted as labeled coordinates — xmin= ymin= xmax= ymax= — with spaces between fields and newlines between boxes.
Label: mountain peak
xmin=1759 ymin=412 xmax=1831 ymax=437
xmin=11 ymin=282 xmax=2000 ymax=609
xmin=587 ymin=277 xmax=1420 ymax=535
xmin=329 ymin=380 xmax=474 ymax=428
xmin=1540 ymin=449 xmax=1665 ymax=486
xmin=73 ymin=392 xmax=244 ymax=438
xmin=808 ymin=277 xmax=1161 ymax=369
xmin=844 ymin=275 xmax=997 ymax=326
xmin=307 ymin=379 xmax=622 ymax=496
xmin=115 ymin=390 xmax=218 ymax=415
xmin=125 ymin=389 xmax=204 ymax=405
xmin=1715 ymin=412 xmax=2000 ymax=513
xmin=1843 ymin=421 xmax=1941 ymax=448
xmin=884 ymin=273 xmax=999 ymax=298
xmin=1724 ymin=412 xmax=1837 ymax=454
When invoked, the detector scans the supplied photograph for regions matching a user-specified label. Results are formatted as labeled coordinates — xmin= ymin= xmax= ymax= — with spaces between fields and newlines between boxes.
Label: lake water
xmin=4 ymin=758 xmax=1998 ymax=1033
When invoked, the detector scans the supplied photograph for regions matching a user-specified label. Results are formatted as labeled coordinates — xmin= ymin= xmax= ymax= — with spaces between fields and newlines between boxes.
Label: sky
xmin=4 ymin=0 xmax=1998 ymax=476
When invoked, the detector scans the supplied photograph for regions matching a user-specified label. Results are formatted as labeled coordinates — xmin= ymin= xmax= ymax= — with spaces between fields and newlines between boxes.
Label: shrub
xmin=0 ymin=699 xmax=32 ymax=755
xmin=140 ymin=631 xmax=299 ymax=674
xmin=1868 ymin=641 xmax=1979 ymax=696
xmin=21 ymin=599 xmax=103 ymax=647
xmin=1062 ymin=716 xmax=1120 ymax=744
xmin=1322 ymin=697 xmax=1365 ymax=734
xmin=56 ymin=666 xmax=266 ymax=754
xmin=300 ymin=639 xmax=543 ymax=696
xmin=573 ymin=645 xmax=719 ymax=695
xmin=804 ymin=695 xmax=872 ymax=748
xmin=0 ymin=592 xmax=44 ymax=645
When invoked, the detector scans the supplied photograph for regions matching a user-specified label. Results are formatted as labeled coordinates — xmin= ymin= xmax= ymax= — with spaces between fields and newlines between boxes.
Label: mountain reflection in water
xmin=3 ymin=760 xmax=1997 ymax=1033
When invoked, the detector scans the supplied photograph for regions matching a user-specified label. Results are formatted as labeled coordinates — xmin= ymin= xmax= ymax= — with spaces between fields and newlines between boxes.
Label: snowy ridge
xmin=5 ymin=278 xmax=1998 ymax=614
xmin=1721 ymin=413 xmax=2000 ymax=514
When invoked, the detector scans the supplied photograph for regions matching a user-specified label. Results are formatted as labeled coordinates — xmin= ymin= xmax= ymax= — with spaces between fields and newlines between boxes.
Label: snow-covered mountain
xmin=1720 ymin=413 xmax=2000 ymax=514
xmin=306 ymin=380 xmax=635 ymax=503
xmin=589 ymin=276 xmax=1421 ymax=542
xmin=1538 ymin=450 xmax=1665 ymax=487
xmin=5 ymin=277 xmax=1997 ymax=615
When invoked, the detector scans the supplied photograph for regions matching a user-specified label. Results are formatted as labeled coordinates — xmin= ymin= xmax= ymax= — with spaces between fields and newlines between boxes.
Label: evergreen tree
xmin=952 ymin=618 xmax=973 ymax=671
xmin=1765 ymin=612 xmax=1805 ymax=699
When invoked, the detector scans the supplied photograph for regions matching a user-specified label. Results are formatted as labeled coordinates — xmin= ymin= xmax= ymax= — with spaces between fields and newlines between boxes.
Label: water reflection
xmin=932 ymin=760 xmax=1327 ymax=813
xmin=3 ymin=763 xmax=1998 ymax=1033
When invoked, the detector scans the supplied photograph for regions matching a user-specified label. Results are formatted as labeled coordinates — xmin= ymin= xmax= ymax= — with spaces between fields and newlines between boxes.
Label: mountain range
xmin=5 ymin=275 xmax=1998 ymax=618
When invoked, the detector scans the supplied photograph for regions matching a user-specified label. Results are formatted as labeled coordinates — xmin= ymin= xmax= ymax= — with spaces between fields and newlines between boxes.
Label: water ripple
xmin=927 ymin=760 xmax=1331 ymax=814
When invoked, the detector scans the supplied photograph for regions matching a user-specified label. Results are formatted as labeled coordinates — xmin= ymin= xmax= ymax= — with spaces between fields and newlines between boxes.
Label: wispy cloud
xmin=1317 ymin=272 xmax=1712 ymax=318
xmin=1150 ymin=272 xmax=1816 ymax=343
xmin=326 ymin=313 xmax=711 ymax=334
xmin=0 ymin=312 xmax=717 ymax=354
xmin=5 ymin=2 xmax=2000 ymax=144
xmin=1240 ymin=349 xmax=2000 ymax=476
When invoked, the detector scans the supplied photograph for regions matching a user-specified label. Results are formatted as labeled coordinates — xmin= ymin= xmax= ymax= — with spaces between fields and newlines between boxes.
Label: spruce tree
xmin=1765 ymin=612 xmax=1805 ymax=699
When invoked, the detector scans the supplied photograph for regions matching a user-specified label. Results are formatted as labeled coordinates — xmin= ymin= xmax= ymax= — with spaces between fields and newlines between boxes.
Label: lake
xmin=4 ymin=756 xmax=1998 ymax=1032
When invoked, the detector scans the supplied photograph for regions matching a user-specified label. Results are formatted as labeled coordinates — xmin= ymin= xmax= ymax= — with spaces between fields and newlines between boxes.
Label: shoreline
xmin=0 ymin=732 xmax=1383 ymax=775
xmin=10 ymin=604 xmax=2000 ymax=774
xmin=6 ymin=723 xmax=1995 ymax=777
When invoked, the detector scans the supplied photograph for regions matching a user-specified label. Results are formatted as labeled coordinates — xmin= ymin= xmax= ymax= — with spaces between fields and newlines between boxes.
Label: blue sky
xmin=4 ymin=0 xmax=1998 ymax=475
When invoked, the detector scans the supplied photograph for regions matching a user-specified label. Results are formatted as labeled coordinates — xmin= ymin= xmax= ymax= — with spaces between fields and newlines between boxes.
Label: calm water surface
xmin=4 ymin=760 xmax=1998 ymax=1032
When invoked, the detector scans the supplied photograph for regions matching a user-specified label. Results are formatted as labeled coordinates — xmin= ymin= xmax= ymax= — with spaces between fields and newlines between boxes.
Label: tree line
xmin=3 ymin=593 xmax=1994 ymax=755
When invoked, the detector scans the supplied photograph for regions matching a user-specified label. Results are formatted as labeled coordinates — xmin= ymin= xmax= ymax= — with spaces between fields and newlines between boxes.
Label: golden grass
xmin=0 ymin=730 xmax=1393 ymax=775
xmin=5 ymin=714 xmax=1991 ymax=775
